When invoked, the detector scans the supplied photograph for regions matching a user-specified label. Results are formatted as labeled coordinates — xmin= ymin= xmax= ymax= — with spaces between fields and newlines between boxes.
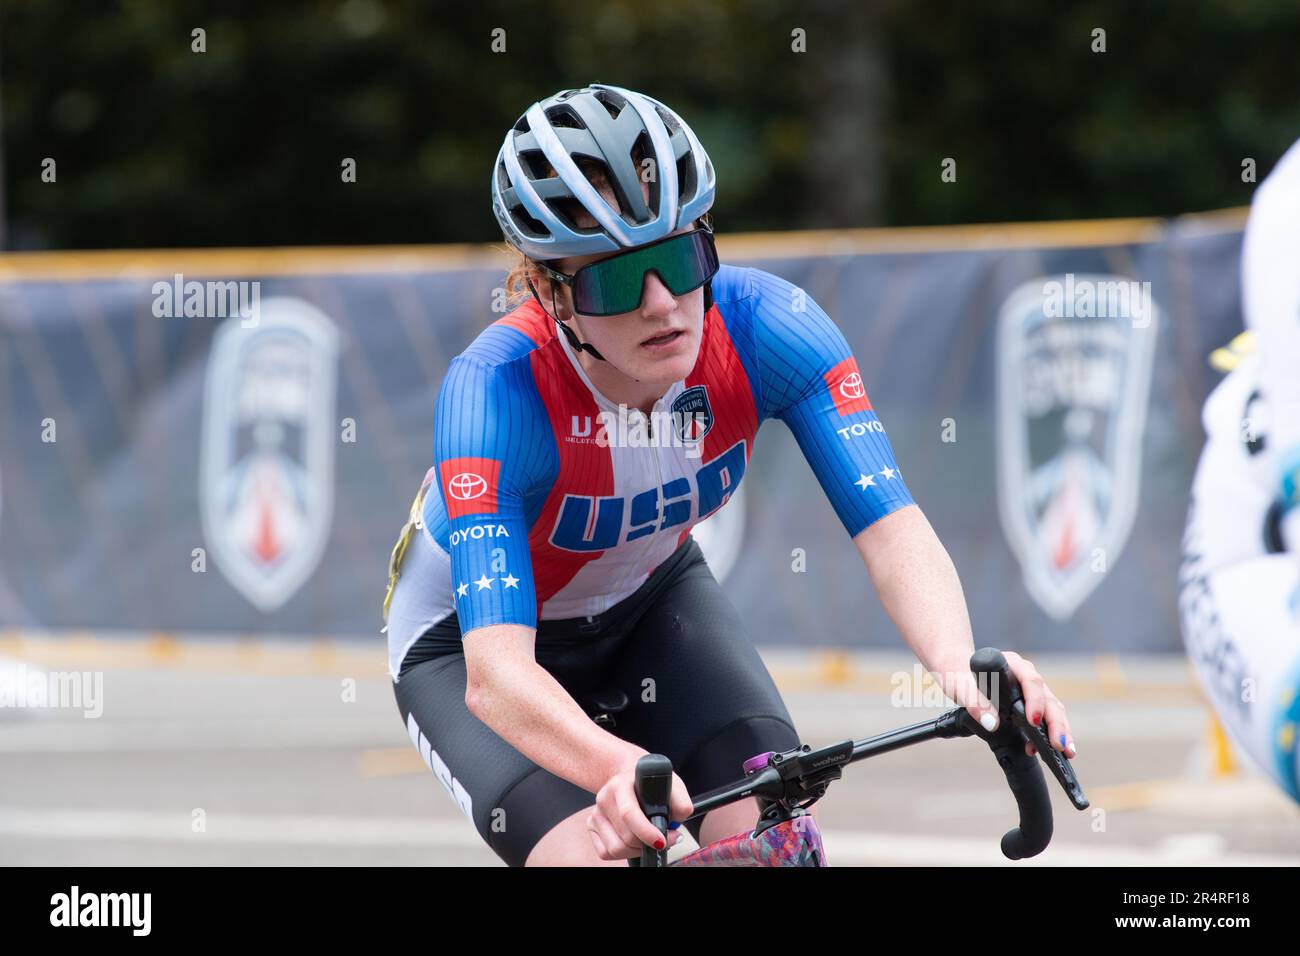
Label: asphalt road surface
xmin=1 ymin=635 xmax=1297 ymax=866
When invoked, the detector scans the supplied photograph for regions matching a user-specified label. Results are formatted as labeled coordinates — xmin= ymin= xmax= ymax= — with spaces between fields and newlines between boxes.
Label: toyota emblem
xmin=448 ymin=472 xmax=488 ymax=500
xmin=839 ymin=372 xmax=865 ymax=400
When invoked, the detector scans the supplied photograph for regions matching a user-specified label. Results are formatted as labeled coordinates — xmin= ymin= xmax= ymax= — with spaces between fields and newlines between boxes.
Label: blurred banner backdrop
xmin=0 ymin=212 xmax=1245 ymax=651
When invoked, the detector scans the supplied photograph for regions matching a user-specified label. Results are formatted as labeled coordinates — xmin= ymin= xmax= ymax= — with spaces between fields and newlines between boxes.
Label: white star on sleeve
xmin=502 ymin=573 xmax=520 ymax=589
xmin=879 ymin=466 xmax=897 ymax=480
xmin=855 ymin=472 xmax=876 ymax=490
xmin=456 ymin=581 xmax=469 ymax=598
xmin=474 ymin=574 xmax=495 ymax=591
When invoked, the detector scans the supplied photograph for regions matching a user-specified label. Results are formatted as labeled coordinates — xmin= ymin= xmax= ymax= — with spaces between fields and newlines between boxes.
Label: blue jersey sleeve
xmin=431 ymin=355 xmax=556 ymax=633
xmin=747 ymin=268 xmax=914 ymax=536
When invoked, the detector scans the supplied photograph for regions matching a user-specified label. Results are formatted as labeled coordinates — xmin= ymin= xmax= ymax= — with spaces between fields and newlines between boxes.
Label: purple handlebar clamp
xmin=742 ymin=751 xmax=775 ymax=774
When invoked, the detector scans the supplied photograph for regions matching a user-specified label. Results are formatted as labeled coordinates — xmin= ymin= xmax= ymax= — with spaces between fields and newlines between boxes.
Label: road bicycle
xmin=614 ymin=647 xmax=1090 ymax=867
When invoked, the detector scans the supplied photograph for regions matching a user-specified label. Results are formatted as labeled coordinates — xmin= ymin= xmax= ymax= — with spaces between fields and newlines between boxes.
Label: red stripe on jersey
xmin=496 ymin=299 xmax=554 ymax=346
xmin=685 ymin=304 xmax=759 ymax=465
xmin=527 ymin=340 xmax=614 ymax=610
xmin=824 ymin=357 xmax=873 ymax=416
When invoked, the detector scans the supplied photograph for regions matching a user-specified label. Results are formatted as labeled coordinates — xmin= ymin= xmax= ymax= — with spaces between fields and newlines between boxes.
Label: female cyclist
xmin=383 ymin=83 xmax=1077 ymax=866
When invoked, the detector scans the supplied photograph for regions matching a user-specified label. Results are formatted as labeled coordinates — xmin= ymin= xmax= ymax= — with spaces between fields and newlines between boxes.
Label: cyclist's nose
xmin=639 ymin=271 xmax=677 ymax=318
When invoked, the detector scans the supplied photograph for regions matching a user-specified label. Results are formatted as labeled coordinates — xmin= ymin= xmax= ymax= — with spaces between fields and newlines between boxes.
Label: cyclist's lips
xmin=640 ymin=329 xmax=686 ymax=350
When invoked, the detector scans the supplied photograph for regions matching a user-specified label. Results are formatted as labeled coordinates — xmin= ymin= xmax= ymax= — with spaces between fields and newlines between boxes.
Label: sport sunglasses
xmin=532 ymin=224 xmax=720 ymax=317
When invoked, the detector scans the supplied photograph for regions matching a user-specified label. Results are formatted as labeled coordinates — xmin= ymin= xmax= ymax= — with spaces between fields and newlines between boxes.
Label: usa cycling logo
xmin=671 ymin=385 xmax=713 ymax=443
xmin=199 ymin=297 xmax=339 ymax=612
xmin=996 ymin=275 xmax=1158 ymax=620
xmin=550 ymin=440 xmax=746 ymax=552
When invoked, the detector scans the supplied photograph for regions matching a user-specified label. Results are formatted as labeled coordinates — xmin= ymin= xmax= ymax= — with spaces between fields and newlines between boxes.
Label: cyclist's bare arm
xmin=462 ymin=623 xmax=640 ymax=793
xmin=462 ymin=623 xmax=692 ymax=857
xmin=853 ymin=503 xmax=1077 ymax=758
xmin=853 ymin=504 xmax=975 ymax=687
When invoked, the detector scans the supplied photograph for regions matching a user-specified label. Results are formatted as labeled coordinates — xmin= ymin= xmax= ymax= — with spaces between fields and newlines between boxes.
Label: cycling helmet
xmin=491 ymin=84 xmax=716 ymax=260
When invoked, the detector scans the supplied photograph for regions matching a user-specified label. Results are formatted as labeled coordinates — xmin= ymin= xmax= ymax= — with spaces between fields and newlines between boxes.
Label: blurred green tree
xmin=1 ymin=0 xmax=1296 ymax=249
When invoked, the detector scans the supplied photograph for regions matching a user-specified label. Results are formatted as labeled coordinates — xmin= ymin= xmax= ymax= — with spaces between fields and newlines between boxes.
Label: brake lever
xmin=1010 ymin=702 xmax=1089 ymax=810
xmin=968 ymin=647 xmax=1090 ymax=811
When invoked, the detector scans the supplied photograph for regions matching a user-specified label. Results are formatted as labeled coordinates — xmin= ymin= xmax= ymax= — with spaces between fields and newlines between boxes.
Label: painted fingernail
xmin=1059 ymin=734 xmax=1068 ymax=749
xmin=654 ymin=839 xmax=665 ymax=850
xmin=667 ymin=821 xmax=681 ymax=830
xmin=1067 ymin=739 xmax=1076 ymax=754
xmin=980 ymin=712 xmax=999 ymax=732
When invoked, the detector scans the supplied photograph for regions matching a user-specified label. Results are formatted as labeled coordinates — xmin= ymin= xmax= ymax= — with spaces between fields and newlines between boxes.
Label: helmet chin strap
xmin=527 ymin=274 xmax=716 ymax=376
xmin=528 ymin=274 xmax=608 ymax=362
xmin=555 ymin=312 xmax=609 ymax=363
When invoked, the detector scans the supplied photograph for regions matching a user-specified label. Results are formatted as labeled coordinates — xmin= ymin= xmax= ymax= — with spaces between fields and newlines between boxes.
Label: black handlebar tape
xmin=632 ymin=754 xmax=674 ymax=867
xmin=991 ymin=727 xmax=1054 ymax=859
xmin=968 ymin=646 xmax=1022 ymax=715
xmin=969 ymin=647 xmax=1054 ymax=859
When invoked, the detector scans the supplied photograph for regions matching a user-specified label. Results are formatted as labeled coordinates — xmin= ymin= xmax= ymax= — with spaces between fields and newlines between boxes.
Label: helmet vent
xmin=655 ymin=105 xmax=679 ymax=134
xmin=545 ymin=197 xmax=600 ymax=235
xmin=510 ymin=203 xmax=548 ymax=239
xmin=546 ymin=105 xmax=585 ymax=130
xmin=593 ymin=89 xmax=624 ymax=120
xmin=518 ymin=149 xmax=553 ymax=181
xmin=676 ymin=153 xmax=695 ymax=202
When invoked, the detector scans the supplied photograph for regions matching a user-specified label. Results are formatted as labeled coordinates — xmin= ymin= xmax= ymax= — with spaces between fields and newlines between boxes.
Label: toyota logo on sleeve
xmin=823 ymin=357 xmax=873 ymax=416
xmin=448 ymin=473 xmax=488 ymax=500
xmin=438 ymin=457 xmax=502 ymax=519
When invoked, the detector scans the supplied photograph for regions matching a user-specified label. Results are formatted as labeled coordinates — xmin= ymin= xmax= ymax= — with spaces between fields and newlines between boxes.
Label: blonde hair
xmin=502 ymin=250 xmax=538 ymax=309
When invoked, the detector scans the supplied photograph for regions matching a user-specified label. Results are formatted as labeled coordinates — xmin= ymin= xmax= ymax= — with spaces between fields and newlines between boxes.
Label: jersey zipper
xmin=644 ymin=397 xmax=667 ymax=574
xmin=606 ymin=401 xmax=667 ymax=614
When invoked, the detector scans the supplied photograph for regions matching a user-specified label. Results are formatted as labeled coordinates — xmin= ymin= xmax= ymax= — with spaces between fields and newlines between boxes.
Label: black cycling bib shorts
xmin=392 ymin=535 xmax=800 ymax=867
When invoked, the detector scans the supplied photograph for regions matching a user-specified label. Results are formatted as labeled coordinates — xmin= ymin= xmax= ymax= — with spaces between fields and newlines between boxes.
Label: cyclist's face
xmin=536 ymin=181 xmax=705 ymax=386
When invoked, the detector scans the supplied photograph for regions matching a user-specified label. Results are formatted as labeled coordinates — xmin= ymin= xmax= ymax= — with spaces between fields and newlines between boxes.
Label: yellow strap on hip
xmin=383 ymin=472 xmax=434 ymax=622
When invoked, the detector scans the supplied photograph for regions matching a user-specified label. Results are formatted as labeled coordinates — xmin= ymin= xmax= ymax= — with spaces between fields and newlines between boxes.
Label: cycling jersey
xmin=386 ymin=263 xmax=914 ymax=678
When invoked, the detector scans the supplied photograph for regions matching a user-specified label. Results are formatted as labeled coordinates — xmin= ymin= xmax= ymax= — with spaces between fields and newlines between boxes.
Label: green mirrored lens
xmin=573 ymin=231 xmax=718 ymax=315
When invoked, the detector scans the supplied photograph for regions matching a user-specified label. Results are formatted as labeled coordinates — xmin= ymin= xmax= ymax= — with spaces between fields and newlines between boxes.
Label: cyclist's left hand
xmin=1002 ymin=651 xmax=1076 ymax=760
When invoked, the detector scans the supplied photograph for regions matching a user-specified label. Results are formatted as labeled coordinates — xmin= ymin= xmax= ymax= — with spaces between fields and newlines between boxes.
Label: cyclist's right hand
xmin=586 ymin=756 xmax=693 ymax=861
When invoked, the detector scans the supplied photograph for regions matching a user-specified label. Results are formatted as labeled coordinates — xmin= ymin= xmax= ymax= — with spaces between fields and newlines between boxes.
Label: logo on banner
xmin=824 ymin=358 xmax=873 ymax=416
xmin=671 ymin=385 xmax=713 ymax=443
xmin=996 ymin=275 xmax=1159 ymax=620
xmin=200 ymin=297 xmax=340 ymax=612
